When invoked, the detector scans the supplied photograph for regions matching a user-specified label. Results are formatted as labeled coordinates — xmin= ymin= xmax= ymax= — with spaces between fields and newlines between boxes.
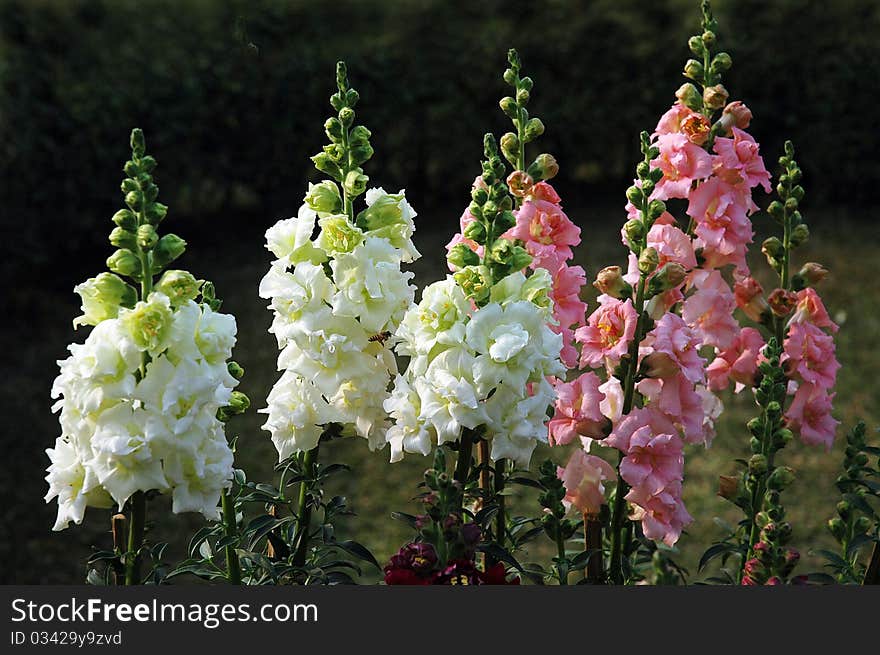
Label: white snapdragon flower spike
xmin=46 ymin=300 xmax=240 ymax=529
xmin=386 ymin=271 xmax=564 ymax=466
xmin=260 ymin=187 xmax=420 ymax=459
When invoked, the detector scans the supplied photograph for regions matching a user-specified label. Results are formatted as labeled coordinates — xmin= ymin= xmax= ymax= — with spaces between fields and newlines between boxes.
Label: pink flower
xmin=785 ymin=383 xmax=839 ymax=450
xmin=549 ymin=372 xmax=608 ymax=447
xmin=575 ymin=296 xmax=638 ymax=370
xmin=555 ymin=325 xmax=579 ymax=369
xmin=651 ymin=132 xmax=713 ymax=200
xmin=713 ymin=128 xmax=771 ymax=193
xmin=550 ymin=264 xmax=588 ymax=329
xmin=557 ymin=450 xmax=616 ymax=516
xmin=507 ymin=195 xmax=580 ymax=271
xmin=734 ymin=275 xmax=769 ymax=323
xmin=687 ymin=177 xmax=754 ymax=272
xmin=681 ymin=270 xmax=740 ymax=350
xmin=789 ymin=288 xmax=838 ymax=333
xmin=626 ymin=481 xmax=693 ymax=546
xmin=618 ymin=426 xmax=684 ymax=494
xmin=654 ymin=103 xmax=695 ymax=136
xmin=598 ymin=377 xmax=624 ymax=423
xmin=654 ymin=103 xmax=711 ymax=145
xmin=638 ymin=375 xmax=707 ymax=444
xmin=643 ymin=313 xmax=706 ymax=384
xmin=707 ymin=327 xmax=766 ymax=392
xmin=529 ymin=181 xmax=561 ymax=204
xmin=647 ymin=223 xmax=698 ymax=270
xmin=603 ymin=407 xmax=678 ymax=453
xmin=782 ymin=321 xmax=839 ymax=390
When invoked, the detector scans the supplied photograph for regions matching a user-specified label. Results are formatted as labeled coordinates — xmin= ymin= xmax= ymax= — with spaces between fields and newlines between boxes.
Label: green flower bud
xmin=495 ymin=210 xmax=516 ymax=232
xmin=357 ymin=193 xmax=406 ymax=232
xmin=854 ymin=516 xmax=872 ymax=534
xmin=447 ymin=243 xmax=480 ymax=270
xmin=626 ymin=185 xmax=644 ymax=205
xmin=624 ymin=219 xmax=645 ymax=244
xmin=305 ymin=180 xmax=343 ymax=216
xmin=343 ymin=169 xmax=369 ymax=197
xmin=350 ymin=143 xmax=374 ymax=165
xmin=112 ymin=209 xmax=137 ymax=231
xmin=453 ymin=265 xmax=492 ymax=303
xmin=827 ymin=517 xmax=845 ymax=540
xmin=311 ymin=151 xmax=342 ymax=179
xmin=155 ymin=270 xmax=201 ymax=306
xmin=324 ymin=117 xmax=343 ymax=141
xmin=647 ymin=199 xmax=667 ymax=221
xmin=675 ymin=83 xmax=702 ymax=111
xmin=766 ymin=466 xmax=795 ymax=491
xmin=499 ymin=96 xmax=517 ymax=118
xmin=790 ymin=224 xmax=809 ymax=247
xmin=109 ymin=226 xmax=137 ymax=250
xmin=712 ymin=52 xmax=732 ymax=71
xmin=130 ymin=128 xmax=146 ymax=158
xmin=684 ymin=59 xmax=704 ymax=81
xmin=107 ymin=249 xmax=142 ymax=277
xmin=144 ymin=202 xmax=168 ymax=225
xmin=688 ymin=35 xmax=705 ymax=55
xmin=136 ymin=224 xmax=158 ymax=250
xmin=748 ymin=454 xmax=768 ymax=476
xmin=338 ymin=106 xmax=354 ymax=128
xmin=316 ymin=215 xmax=364 ymax=255
xmin=702 ymin=30 xmax=716 ymax=47
xmin=526 ymin=153 xmax=559 ymax=181
xmin=125 ymin=191 xmax=143 ymax=212
xmin=523 ymin=117 xmax=544 ymax=142
xmin=219 ymin=391 xmax=250 ymax=421
xmin=152 ymin=234 xmax=187 ymax=271
xmin=500 ymin=132 xmax=520 ymax=164
xmin=648 ymin=262 xmax=687 ymax=295
xmin=124 ymin=160 xmax=139 ymax=177
xmin=836 ymin=500 xmax=851 ymax=520
xmin=228 ymin=361 xmax=245 ymax=379
xmin=349 ymin=125 xmax=371 ymax=146
xmin=638 ymin=247 xmax=659 ymax=275
xmin=462 ymin=220 xmax=487 ymax=244
xmin=516 ymin=88 xmax=530 ymax=105
xmin=72 ymin=272 xmax=137 ymax=328
xmin=762 ymin=237 xmax=784 ymax=260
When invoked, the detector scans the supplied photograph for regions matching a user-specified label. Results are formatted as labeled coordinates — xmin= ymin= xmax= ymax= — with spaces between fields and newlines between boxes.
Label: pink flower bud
xmin=768 ymin=288 xmax=798 ymax=318
xmin=593 ymin=265 xmax=632 ymax=299
xmin=703 ymin=84 xmax=729 ymax=110
xmin=734 ymin=276 xmax=769 ymax=323
xmin=798 ymin=262 xmax=829 ymax=286
xmin=722 ymin=100 xmax=752 ymax=129
xmin=506 ymin=170 xmax=534 ymax=198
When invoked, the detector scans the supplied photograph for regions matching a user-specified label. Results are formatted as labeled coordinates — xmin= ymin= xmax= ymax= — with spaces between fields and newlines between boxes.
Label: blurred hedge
xmin=2 ymin=0 xmax=878 ymax=280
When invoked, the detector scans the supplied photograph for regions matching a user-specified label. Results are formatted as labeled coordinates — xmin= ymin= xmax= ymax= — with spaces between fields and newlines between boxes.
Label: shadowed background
xmin=2 ymin=0 xmax=878 ymax=583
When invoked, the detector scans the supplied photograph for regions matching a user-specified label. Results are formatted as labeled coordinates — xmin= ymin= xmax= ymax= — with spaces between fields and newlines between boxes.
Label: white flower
xmin=265 ymin=204 xmax=326 ymax=266
xmin=259 ymin=262 xmax=334 ymax=341
xmin=417 ymin=349 xmax=486 ymax=445
xmin=384 ymin=375 xmax=433 ymax=462
xmin=484 ymin=378 xmax=554 ymax=466
xmin=331 ymin=237 xmax=415 ymax=333
xmin=361 ymin=188 xmax=421 ymax=262
xmin=120 ymin=292 xmax=174 ymax=355
xmin=169 ymin=301 xmax=237 ymax=365
xmin=396 ymin=277 xmax=470 ymax=357
xmin=84 ymin=403 xmax=169 ymax=507
xmin=163 ymin=424 xmax=233 ymax=520
xmin=44 ymin=437 xmax=113 ymax=531
xmin=261 ymin=371 xmax=335 ymax=458
xmin=466 ymin=300 xmax=561 ymax=394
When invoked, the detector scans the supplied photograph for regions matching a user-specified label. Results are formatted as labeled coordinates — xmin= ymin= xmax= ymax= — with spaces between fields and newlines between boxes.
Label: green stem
xmin=124 ymin=492 xmax=146 ymax=585
xmin=608 ymin=275 xmax=648 ymax=584
xmin=494 ymin=458 xmax=506 ymax=552
xmin=453 ymin=429 xmax=475 ymax=487
xmin=220 ymin=489 xmax=242 ymax=585
xmin=293 ymin=444 xmax=320 ymax=567
xmin=556 ymin=528 xmax=568 ymax=586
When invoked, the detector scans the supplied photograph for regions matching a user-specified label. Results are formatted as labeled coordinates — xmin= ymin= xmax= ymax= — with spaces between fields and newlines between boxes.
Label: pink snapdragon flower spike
xmin=647 ymin=223 xmax=698 ymax=270
xmin=713 ymin=128 xmax=772 ymax=195
xmin=548 ymin=372 xmax=608 ymax=447
xmin=682 ymin=269 xmax=740 ymax=349
xmin=575 ymin=296 xmax=638 ymax=370
xmin=557 ymin=450 xmax=617 ymax=516
xmin=643 ymin=313 xmax=706 ymax=384
xmin=550 ymin=264 xmax=588 ymax=333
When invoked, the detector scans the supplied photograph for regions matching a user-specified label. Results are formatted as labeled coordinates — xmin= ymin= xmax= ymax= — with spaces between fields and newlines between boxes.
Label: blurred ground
xmin=4 ymin=199 xmax=877 ymax=584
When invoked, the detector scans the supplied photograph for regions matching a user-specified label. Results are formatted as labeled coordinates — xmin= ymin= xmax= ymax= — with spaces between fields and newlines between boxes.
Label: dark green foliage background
xmin=2 ymin=0 xmax=879 ymax=583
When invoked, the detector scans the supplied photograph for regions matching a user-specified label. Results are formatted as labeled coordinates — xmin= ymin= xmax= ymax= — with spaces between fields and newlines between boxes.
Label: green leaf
xmin=698 ymin=542 xmax=737 ymax=572
xmin=508 ymin=476 xmax=544 ymax=490
xmin=334 ymin=540 xmax=380 ymax=570
xmin=390 ymin=512 xmax=421 ymax=529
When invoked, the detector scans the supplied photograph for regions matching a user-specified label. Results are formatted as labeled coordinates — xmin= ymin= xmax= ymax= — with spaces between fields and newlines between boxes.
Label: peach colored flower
xmin=789 ymin=288 xmax=838 ymax=334
xmin=618 ymin=426 xmax=684 ymax=495
xmin=626 ymin=481 xmax=692 ymax=546
xmin=734 ymin=275 xmax=769 ymax=323
xmin=686 ymin=177 xmax=753 ymax=272
xmin=647 ymin=223 xmax=698 ymax=270
xmin=548 ymin=372 xmax=608 ymax=447
xmin=782 ymin=321 xmax=840 ymax=390
xmin=681 ymin=270 xmax=740 ymax=350
xmin=713 ymin=128 xmax=771 ymax=193
xmin=651 ymin=132 xmax=713 ymax=201
xmin=575 ymin=296 xmax=638 ymax=370
xmin=707 ymin=327 xmax=766 ymax=392
xmin=557 ymin=450 xmax=616 ymax=516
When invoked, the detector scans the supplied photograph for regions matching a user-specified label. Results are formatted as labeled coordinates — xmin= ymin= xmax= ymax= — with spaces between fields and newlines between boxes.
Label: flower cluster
xmin=46 ymin=130 xmax=242 ymax=531
xmin=260 ymin=63 xmax=419 ymax=459
xmin=388 ymin=130 xmax=563 ymax=466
